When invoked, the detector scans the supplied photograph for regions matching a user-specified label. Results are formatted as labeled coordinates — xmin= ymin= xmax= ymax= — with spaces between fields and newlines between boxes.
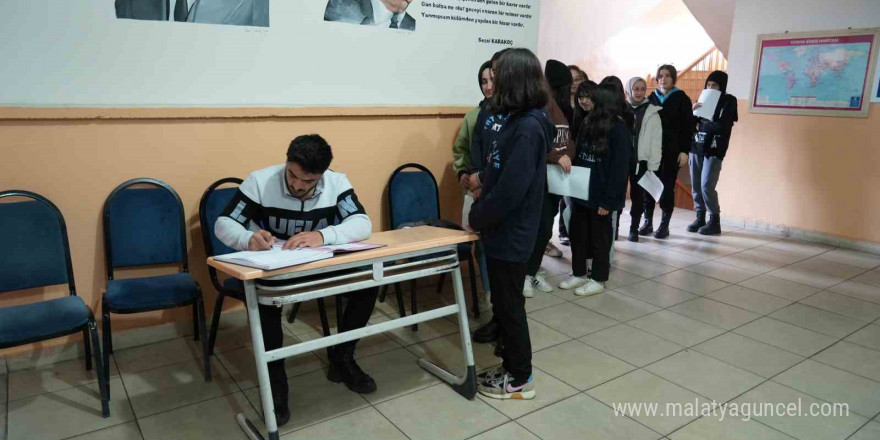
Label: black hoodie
xmin=572 ymin=120 xmax=633 ymax=211
xmin=693 ymin=72 xmax=738 ymax=159
xmin=649 ymin=88 xmax=694 ymax=164
xmin=469 ymin=109 xmax=556 ymax=262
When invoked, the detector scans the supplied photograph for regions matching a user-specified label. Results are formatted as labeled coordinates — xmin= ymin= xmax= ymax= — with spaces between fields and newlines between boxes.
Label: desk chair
xmin=101 ymin=178 xmax=210 ymax=386
xmin=0 ymin=191 xmax=109 ymax=417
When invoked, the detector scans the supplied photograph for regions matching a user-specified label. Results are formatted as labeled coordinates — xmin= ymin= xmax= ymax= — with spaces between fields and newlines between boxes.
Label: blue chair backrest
xmin=388 ymin=164 xmax=440 ymax=230
xmin=199 ymin=178 xmax=242 ymax=258
xmin=103 ymin=179 xmax=187 ymax=277
xmin=0 ymin=191 xmax=76 ymax=294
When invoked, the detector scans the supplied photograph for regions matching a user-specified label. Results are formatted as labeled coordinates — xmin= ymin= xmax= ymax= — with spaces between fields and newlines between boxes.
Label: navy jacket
xmin=572 ymin=121 xmax=633 ymax=211
xmin=468 ymin=109 xmax=556 ymax=262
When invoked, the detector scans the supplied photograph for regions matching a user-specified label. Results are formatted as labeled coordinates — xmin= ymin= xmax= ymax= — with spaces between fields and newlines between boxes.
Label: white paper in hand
xmin=462 ymin=191 xmax=475 ymax=232
xmin=547 ymin=165 xmax=590 ymax=199
xmin=694 ymin=89 xmax=721 ymax=120
xmin=638 ymin=171 xmax=665 ymax=202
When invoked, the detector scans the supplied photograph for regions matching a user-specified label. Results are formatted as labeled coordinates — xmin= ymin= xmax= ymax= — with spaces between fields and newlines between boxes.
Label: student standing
xmin=642 ymin=65 xmax=693 ymax=239
xmin=559 ymin=85 xmax=633 ymax=296
xmin=625 ymin=76 xmax=663 ymax=242
xmin=469 ymin=48 xmax=555 ymax=400
xmin=569 ymin=65 xmax=589 ymax=109
xmin=688 ymin=71 xmax=737 ymax=235
xmin=452 ymin=60 xmax=494 ymax=312
xmin=560 ymin=80 xmax=598 ymax=244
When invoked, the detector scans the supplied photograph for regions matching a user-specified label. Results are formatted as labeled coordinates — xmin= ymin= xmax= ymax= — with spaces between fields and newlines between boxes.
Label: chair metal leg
xmin=393 ymin=283 xmax=406 ymax=319
xmin=87 ymin=317 xmax=110 ymax=418
xmin=83 ymin=328 xmax=93 ymax=371
xmin=101 ymin=307 xmax=112 ymax=397
xmin=316 ymin=298 xmax=332 ymax=360
xmin=467 ymin=254 xmax=480 ymax=319
xmin=208 ymin=294 xmax=226 ymax=355
xmin=196 ymin=295 xmax=212 ymax=382
xmin=436 ymin=273 xmax=447 ymax=294
xmin=410 ymin=280 xmax=418 ymax=332
xmin=193 ymin=302 xmax=200 ymax=341
xmin=378 ymin=285 xmax=388 ymax=303
xmin=286 ymin=302 xmax=302 ymax=324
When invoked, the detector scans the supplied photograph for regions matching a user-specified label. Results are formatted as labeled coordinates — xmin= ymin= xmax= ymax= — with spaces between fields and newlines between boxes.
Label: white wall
xmin=726 ymin=0 xmax=880 ymax=98
xmin=538 ymin=0 xmax=713 ymax=83
xmin=682 ymin=0 xmax=735 ymax=56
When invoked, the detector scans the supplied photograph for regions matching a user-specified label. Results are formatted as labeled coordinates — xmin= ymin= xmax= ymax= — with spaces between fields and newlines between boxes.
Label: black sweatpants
xmin=557 ymin=198 xmax=568 ymax=237
xmin=526 ymin=192 xmax=560 ymax=277
xmin=629 ymin=160 xmax=648 ymax=227
xmin=259 ymin=287 xmax=379 ymax=407
xmin=569 ymin=204 xmax=613 ymax=282
xmin=486 ymin=257 xmax=532 ymax=383
xmin=644 ymin=160 xmax=679 ymax=217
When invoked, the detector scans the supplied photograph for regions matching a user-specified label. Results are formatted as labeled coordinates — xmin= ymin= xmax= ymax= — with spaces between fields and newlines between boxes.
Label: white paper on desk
xmin=638 ymin=171 xmax=665 ymax=202
xmin=693 ymin=89 xmax=721 ymax=120
xmin=547 ymin=165 xmax=590 ymax=198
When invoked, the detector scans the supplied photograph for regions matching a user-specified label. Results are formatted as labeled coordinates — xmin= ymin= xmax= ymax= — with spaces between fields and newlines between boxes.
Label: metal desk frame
xmin=232 ymin=245 xmax=477 ymax=440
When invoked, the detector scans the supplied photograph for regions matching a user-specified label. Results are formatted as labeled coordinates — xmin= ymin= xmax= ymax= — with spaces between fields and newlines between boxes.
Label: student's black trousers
xmin=569 ymin=204 xmax=613 ymax=282
xmin=644 ymin=161 xmax=679 ymax=216
xmin=629 ymin=160 xmax=648 ymax=226
xmin=526 ymin=192 xmax=560 ymax=276
xmin=258 ymin=287 xmax=379 ymax=408
xmin=486 ymin=257 xmax=532 ymax=383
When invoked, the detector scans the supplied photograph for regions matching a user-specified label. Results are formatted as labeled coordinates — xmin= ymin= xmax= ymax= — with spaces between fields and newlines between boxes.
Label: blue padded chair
xmin=386 ymin=164 xmax=480 ymax=329
xmin=0 ymin=190 xmax=110 ymax=417
xmin=101 ymin=178 xmax=210 ymax=384
xmin=198 ymin=177 xmax=334 ymax=355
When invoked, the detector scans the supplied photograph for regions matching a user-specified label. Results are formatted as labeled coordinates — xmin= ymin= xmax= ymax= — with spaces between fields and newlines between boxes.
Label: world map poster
xmin=751 ymin=30 xmax=878 ymax=117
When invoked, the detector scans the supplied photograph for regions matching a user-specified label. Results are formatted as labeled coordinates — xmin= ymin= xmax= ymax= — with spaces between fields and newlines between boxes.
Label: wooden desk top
xmin=207 ymin=226 xmax=479 ymax=281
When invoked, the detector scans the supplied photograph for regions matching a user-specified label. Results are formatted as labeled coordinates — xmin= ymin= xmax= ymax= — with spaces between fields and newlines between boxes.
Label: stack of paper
xmin=214 ymin=248 xmax=333 ymax=271
xmin=547 ymin=165 xmax=591 ymax=198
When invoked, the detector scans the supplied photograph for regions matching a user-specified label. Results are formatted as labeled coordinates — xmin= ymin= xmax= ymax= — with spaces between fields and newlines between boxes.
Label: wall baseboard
xmin=725 ymin=215 xmax=880 ymax=255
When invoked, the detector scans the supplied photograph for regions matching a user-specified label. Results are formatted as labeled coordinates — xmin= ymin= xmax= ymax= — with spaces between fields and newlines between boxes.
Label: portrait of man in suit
xmin=324 ymin=0 xmax=416 ymax=31
xmin=115 ymin=0 xmax=269 ymax=27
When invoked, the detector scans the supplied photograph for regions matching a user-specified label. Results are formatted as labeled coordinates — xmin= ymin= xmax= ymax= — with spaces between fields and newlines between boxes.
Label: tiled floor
xmin=3 ymin=207 xmax=880 ymax=440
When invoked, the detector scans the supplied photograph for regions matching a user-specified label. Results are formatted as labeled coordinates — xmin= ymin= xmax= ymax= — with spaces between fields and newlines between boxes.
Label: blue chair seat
xmin=105 ymin=273 xmax=198 ymax=312
xmin=0 ymin=296 xmax=90 ymax=347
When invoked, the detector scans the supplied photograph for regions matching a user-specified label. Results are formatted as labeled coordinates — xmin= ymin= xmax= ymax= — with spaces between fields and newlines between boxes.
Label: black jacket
xmin=649 ymin=88 xmax=694 ymax=164
xmin=693 ymin=94 xmax=738 ymax=159
xmin=469 ymin=109 xmax=556 ymax=262
xmin=572 ymin=121 xmax=633 ymax=211
xmin=468 ymin=102 xmax=506 ymax=178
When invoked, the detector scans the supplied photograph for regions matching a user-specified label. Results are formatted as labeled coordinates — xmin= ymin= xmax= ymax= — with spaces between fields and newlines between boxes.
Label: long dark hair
xmin=581 ymin=84 xmax=622 ymax=155
xmin=600 ymin=76 xmax=635 ymax=129
xmin=487 ymin=48 xmax=549 ymax=115
xmin=572 ymin=80 xmax=597 ymax=141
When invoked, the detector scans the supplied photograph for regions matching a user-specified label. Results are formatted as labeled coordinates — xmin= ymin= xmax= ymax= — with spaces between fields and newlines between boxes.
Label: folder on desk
xmin=214 ymin=242 xmax=386 ymax=270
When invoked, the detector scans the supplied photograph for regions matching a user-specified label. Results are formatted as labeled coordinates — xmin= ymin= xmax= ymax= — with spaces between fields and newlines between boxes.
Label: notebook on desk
xmin=214 ymin=241 xmax=386 ymax=271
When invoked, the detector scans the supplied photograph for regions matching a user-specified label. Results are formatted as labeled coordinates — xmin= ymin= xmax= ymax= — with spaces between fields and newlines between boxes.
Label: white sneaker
xmin=574 ymin=279 xmax=606 ymax=297
xmin=544 ymin=243 xmax=563 ymax=258
xmin=522 ymin=278 xmax=535 ymax=298
xmin=478 ymin=292 xmax=493 ymax=313
xmin=558 ymin=275 xmax=588 ymax=290
xmin=532 ymin=272 xmax=554 ymax=293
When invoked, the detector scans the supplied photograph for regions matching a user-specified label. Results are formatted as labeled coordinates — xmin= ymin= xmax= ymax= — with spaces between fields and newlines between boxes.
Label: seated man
xmin=215 ymin=134 xmax=379 ymax=426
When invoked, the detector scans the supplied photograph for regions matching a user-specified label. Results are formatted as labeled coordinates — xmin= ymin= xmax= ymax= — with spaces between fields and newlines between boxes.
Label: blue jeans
xmin=689 ymin=153 xmax=723 ymax=217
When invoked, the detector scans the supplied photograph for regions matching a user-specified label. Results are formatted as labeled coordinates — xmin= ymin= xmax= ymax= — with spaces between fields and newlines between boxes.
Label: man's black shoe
xmin=473 ymin=319 xmax=499 ymax=344
xmin=274 ymin=405 xmax=291 ymax=427
xmin=327 ymin=350 xmax=377 ymax=394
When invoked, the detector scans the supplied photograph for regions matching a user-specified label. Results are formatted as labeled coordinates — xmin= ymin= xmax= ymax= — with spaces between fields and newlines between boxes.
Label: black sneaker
xmin=699 ymin=218 xmax=722 ymax=235
xmin=638 ymin=219 xmax=653 ymax=236
xmin=473 ymin=319 xmax=499 ymax=344
xmin=327 ymin=352 xmax=377 ymax=394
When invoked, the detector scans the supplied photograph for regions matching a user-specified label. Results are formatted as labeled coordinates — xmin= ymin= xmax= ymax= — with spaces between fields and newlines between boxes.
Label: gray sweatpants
xmin=689 ymin=153 xmax=723 ymax=217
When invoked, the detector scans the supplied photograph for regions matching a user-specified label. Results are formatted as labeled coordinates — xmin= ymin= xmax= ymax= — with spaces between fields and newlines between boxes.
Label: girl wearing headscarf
xmin=625 ymin=77 xmax=662 ymax=242
xmin=687 ymin=71 xmax=738 ymax=235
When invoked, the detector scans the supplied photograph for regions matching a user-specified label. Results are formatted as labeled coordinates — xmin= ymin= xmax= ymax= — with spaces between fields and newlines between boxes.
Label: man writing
xmin=215 ymin=134 xmax=379 ymax=426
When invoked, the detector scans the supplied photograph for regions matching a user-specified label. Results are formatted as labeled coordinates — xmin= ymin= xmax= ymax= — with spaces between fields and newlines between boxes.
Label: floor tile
xmin=375 ymin=383 xmax=508 ymax=440
xmin=642 ymin=248 xmax=708 ymax=269
xmin=652 ymin=270 xmax=731 ymax=295
xmin=849 ymin=422 xmax=880 ymax=440
xmin=812 ymin=341 xmax=880 ymax=382
xmin=354 ymin=348 xmax=440 ymax=405
xmin=279 ymin=407 xmax=408 ymax=440
xmin=732 ymin=317 xmax=836 ymax=357
xmin=705 ymin=285 xmax=792 ymax=315
xmin=669 ymin=298 xmax=761 ymax=330
xmin=828 ymin=280 xmax=880 ymax=305
xmin=528 ymin=303 xmax=618 ymax=338
xmin=588 ymin=369 xmax=705 ymax=435
xmin=669 ymin=416 xmax=796 ymax=440
xmin=244 ymin=368 xmax=369 ymax=433
xmin=523 ymin=291 xmax=567 ymax=313
xmin=574 ymin=290 xmax=661 ymax=322
xmin=671 ymin=240 xmax=744 ymax=259
xmin=6 ymin=377 xmax=133 ymax=440
xmin=7 ymin=356 xmax=119 ymax=402
xmin=113 ymin=337 xmax=204 ymax=375
xmin=768 ymin=303 xmax=867 ymax=338
xmin=477 ymin=367 xmax=579 ymax=419
xmin=692 ymin=333 xmax=805 ymax=378
xmin=845 ymin=324 xmax=880 ymax=351
xmin=768 ymin=258 xmax=865 ymax=289
xmin=684 ymin=261 xmax=759 ymax=284
xmin=215 ymin=344 xmax=325 ymax=391
xmin=526 ymin=318 xmax=573 ymax=352
xmin=532 ymin=340 xmax=635 ymax=390
xmin=138 ymin=392 xmax=260 ymax=440
xmin=715 ymin=248 xmax=798 ymax=274
xmin=611 ymin=254 xmax=678 ymax=278
xmin=816 ymin=248 xmax=880 ymax=270
xmin=737 ymin=275 xmax=820 ymax=301
xmin=406 ymin=332 xmax=501 ymax=375
xmin=627 ymin=311 xmax=726 ymax=347
xmin=298 ymin=330 xmax=402 ymax=363
xmin=645 ymin=350 xmax=764 ymax=403
xmin=580 ymin=324 xmax=684 ymax=367
xmin=518 ymin=393 xmax=660 ymax=440
xmin=1 ymin=403 xmax=6 ymax=440
xmin=799 ymin=291 xmax=880 ymax=322
xmin=762 ymin=239 xmax=835 ymax=259
xmin=64 ymin=422 xmax=143 ymax=440
xmin=615 ymin=280 xmax=699 ymax=308
xmin=122 ymin=358 xmax=238 ymax=418
xmin=732 ymin=381 xmax=867 ymax=440
xmin=604 ymin=268 xmax=649 ymax=290
xmin=469 ymin=422 xmax=541 ymax=440
xmin=772 ymin=359 xmax=880 ymax=418
xmin=378 ymin=315 xmax=461 ymax=346
xmin=852 ymin=270 xmax=880 ymax=287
